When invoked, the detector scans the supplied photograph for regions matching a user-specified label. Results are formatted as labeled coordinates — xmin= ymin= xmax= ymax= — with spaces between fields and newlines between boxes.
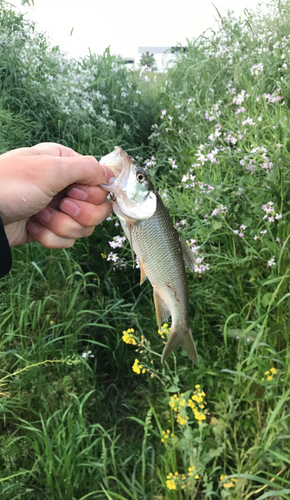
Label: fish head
xmin=99 ymin=146 xmax=156 ymax=219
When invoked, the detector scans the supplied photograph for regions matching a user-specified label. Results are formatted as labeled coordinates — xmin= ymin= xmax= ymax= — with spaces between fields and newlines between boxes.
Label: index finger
xmin=36 ymin=155 xmax=113 ymax=197
xmin=1 ymin=142 xmax=82 ymax=159
xmin=31 ymin=143 xmax=82 ymax=157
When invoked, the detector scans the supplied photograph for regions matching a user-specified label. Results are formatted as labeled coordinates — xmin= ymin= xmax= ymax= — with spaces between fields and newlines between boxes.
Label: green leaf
xmin=167 ymin=385 xmax=180 ymax=392
xmin=261 ymin=292 xmax=272 ymax=307
xmin=212 ymin=220 xmax=222 ymax=230
xmin=264 ymin=239 xmax=277 ymax=253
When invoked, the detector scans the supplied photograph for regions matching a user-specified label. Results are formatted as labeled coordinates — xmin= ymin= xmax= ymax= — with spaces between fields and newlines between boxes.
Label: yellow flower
xmin=192 ymin=394 xmax=203 ymax=404
xmin=194 ymin=410 xmax=206 ymax=422
xmin=158 ymin=323 xmax=171 ymax=339
xmin=101 ymin=253 xmax=107 ymax=258
xmin=267 ymin=374 xmax=273 ymax=381
xmin=177 ymin=414 xmax=187 ymax=426
xmin=161 ymin=430 xmax=171 ymax=442
xmin=188 ymin=466 xmax=195 ymax=476
xmin=265 ymin=370 xmax=270 ymax=375
xmin=224 ymin=482 xmax=235 ymax=488
xmin=166 ymin=473 xmax=177 ymax=490
xmin=169 ymin=394 xmax=179 ymax=410
xmin=195 ymin=384 xmax=200 ymax=389
xmin=220 ymin=475 xmax=237 ymax=488
xmin=194 ymin=474 xmax=199 ymax=479
xmin=132 ymin=359 xmax=145 ymax=375
xmin=50 ymin=320 xmax=54 ymax=325
xmin=270 ymin=367 xmax=277 ymax=374
xmin=166 ymin=479 xmax=176 ymax=490
xmin=122 ymin=329 xmax=137 ymax=345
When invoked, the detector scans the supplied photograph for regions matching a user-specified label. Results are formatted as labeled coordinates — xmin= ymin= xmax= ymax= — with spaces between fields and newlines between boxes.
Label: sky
xmin=13 ymin=0 xmax=265 ymax=67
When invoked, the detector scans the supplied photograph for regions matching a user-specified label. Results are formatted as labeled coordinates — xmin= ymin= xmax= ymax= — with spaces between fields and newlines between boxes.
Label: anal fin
xmin=153 ymin=288 xmax=171 ymax=329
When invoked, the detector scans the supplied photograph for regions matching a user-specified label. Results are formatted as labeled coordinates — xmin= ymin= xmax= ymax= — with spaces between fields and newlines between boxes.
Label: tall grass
xmin=1 ymin=0 xmax=290 ymax=498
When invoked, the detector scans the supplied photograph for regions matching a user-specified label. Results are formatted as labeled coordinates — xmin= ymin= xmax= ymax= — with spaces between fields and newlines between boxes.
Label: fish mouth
xmin=99 ymin=146 xmax=130 ymax=191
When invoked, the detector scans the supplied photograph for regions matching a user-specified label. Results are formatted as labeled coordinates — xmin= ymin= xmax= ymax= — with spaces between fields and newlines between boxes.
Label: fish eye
xmin=136 ymin=172 xmax=145 ymax=183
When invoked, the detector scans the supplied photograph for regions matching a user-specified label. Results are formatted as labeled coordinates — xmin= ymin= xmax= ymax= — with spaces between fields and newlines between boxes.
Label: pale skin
xmin=0 ymin=143 xmax=113 ymax=248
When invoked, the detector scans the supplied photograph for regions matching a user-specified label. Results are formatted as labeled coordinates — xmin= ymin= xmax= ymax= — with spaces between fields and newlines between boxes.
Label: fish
xmin=99 ymin=146 xmax=198 ymax=364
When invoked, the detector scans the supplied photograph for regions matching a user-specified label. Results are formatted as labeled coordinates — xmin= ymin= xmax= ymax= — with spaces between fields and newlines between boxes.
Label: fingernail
xmin=60 ymin=199 xmax=80 ymax=217
xmin=36 ymin=208 xmax=52 ymax=222
xmin=67 ymin=187 xmax=88 ymax=200
xmin=102 ymin=165 xmax=113 ymax=183
xmin=27 ymin=221 xmax=39 ymax=235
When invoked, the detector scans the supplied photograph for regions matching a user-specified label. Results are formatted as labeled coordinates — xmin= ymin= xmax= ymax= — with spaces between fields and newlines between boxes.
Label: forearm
xmin=0 ymin=216 xmax=12 ymax=278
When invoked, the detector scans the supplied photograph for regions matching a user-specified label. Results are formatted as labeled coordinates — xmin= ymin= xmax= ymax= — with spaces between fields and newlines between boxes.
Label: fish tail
xmin=161 ymin=326 xmax=198 ymax=364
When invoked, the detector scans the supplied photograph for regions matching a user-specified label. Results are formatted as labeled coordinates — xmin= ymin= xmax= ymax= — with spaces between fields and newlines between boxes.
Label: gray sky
xmin=13 ymin=0 xmax=265 ymax=63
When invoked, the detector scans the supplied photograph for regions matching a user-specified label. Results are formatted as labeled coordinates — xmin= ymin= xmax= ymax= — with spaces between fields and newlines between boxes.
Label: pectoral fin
xmin=153 ymin=288 xmax=171 ymax=329
xmin=179 ymin=236 xmax=196 ymax=272
xmin=139 ymin=259 xmax=147 ymax=285
xmin=115 ymin=213 xmax=136 ymax=267
xmin=128 ymin=222 xmax=135 ymax=268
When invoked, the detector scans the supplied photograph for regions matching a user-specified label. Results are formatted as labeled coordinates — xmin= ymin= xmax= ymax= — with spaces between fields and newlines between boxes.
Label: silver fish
xmin=100 ymin=146 xmax=198 ymax=364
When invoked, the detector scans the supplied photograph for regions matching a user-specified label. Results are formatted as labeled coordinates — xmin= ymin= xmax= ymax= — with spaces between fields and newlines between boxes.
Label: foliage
xmin=0 ymin=2 xmax=159 ymax=156
xmin=1 ymin=0 xmax=290 ymax=499
xmin=140 ymin=51 xmax=157 ymax=71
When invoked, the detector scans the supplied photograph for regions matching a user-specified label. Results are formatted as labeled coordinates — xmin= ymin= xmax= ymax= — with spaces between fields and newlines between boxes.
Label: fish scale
xmin=131 ymin=194 xmax=189 ymax=324
xmin=99 ymin=146 xmax=198 ymax=364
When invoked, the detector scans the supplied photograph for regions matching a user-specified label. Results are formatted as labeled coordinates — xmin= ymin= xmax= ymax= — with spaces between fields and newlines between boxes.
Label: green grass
xmin=1 ymin=0 xmax=290 ymax=498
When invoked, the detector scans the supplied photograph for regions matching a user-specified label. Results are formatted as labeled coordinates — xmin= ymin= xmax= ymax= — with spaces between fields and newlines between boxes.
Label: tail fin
xmin=161 ymin=326 xmax=198 ymax=364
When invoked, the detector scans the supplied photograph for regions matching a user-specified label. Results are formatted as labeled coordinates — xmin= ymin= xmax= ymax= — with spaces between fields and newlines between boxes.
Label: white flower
xmin=268 ymin=257 xmax=276 ymax=266
xmin=242 ymin=117 xmax=256 ymax=126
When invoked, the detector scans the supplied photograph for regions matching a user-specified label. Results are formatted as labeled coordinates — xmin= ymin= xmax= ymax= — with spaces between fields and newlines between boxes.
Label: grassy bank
xmin=1 ymin=1 xmax=290 ymax=498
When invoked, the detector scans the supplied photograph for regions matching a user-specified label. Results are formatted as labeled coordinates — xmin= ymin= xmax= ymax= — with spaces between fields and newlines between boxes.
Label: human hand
xmin=0 ymin=143 xmax=113 ymax=248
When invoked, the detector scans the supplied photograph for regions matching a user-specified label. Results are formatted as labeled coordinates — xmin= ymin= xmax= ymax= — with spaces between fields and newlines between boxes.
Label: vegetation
xmin=1 ymin=0 xmax=290 ymax=498
xmin=139 ymin=51 xmax=157 ymax=71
